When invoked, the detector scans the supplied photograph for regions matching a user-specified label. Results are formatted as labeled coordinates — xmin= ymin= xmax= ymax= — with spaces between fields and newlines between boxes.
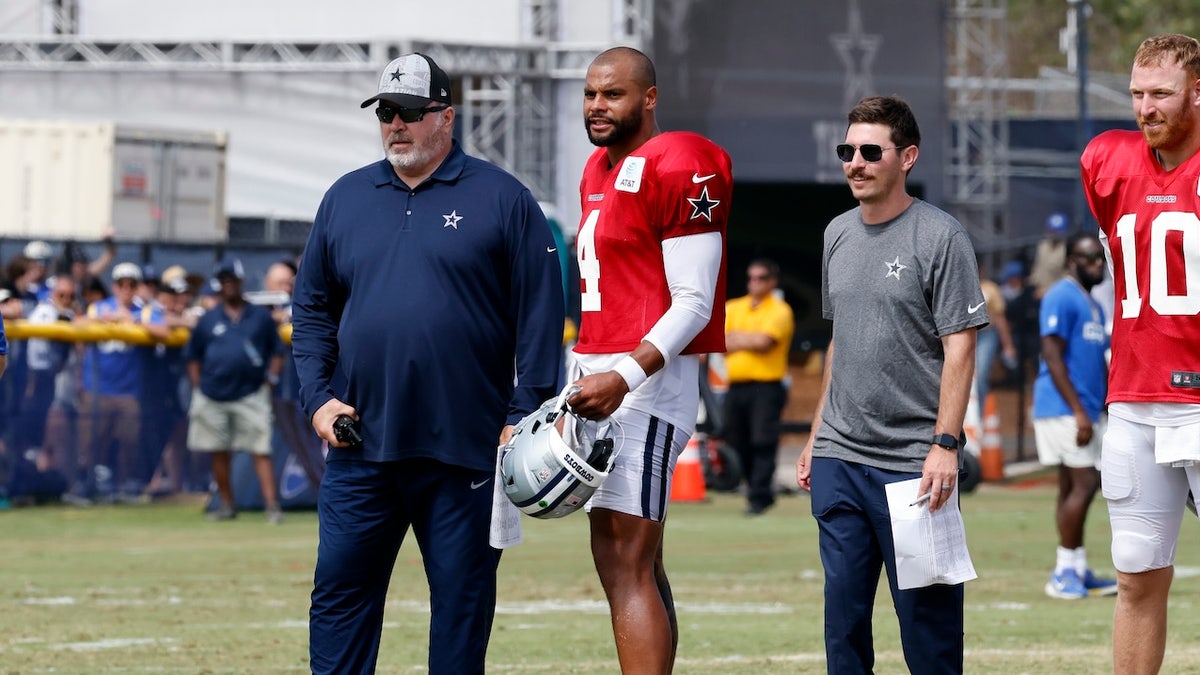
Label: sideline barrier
xmin=2 ymin=319 xmax=292 ymax=345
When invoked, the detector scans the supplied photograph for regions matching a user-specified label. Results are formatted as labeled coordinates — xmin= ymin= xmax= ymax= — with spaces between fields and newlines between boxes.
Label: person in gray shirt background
xmin=796 ymin=95 xmax=988 ymax=675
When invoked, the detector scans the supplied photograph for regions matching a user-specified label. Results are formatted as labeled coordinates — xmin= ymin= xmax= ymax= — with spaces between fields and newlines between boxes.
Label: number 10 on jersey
xmin=1108 ymin=212 xmax=1200 ymax=319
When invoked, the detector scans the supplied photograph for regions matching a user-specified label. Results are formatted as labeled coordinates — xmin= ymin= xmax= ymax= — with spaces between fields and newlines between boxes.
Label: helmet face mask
xmin=500 ymin=387 xmax=617 ymax=519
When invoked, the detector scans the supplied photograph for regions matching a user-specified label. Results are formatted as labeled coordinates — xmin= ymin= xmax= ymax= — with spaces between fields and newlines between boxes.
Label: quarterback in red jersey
xmin=566 ymin=47 xmax=731 ymax=674
xmin=1081 ymin=33 xmax=1200 ymax=674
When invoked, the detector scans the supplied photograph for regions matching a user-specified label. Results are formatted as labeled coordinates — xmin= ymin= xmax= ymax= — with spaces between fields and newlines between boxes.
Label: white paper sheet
xmin=885 ymin=477 xmax=977 ymax=590
xmin=489 ymin=445 xmax=522 ymax=549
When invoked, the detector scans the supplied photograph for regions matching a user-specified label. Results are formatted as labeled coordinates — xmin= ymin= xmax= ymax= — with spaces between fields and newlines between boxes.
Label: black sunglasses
xmin=1073 ymin=251 xmax=1105 ymax=263
xmin=375 ymin=105 xmax=449 ymax=124
xmin=836 ymin=143 xmax=908 ymax=163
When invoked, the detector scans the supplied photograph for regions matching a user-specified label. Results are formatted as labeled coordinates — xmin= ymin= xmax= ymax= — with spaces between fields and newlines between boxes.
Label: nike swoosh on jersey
xmin=691 ymin=173 xmax=716 ymax=184
xmin=547 ymin=246 xmax=557 ymax=252
xmin=967 ymin=302 xmax=985 ymax=313
xmin=470 ymin=479 xmax=491 ymax=490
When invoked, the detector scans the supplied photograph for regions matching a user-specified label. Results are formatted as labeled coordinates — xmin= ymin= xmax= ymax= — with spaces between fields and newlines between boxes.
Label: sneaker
xmin=265 ymin=506 xmax=285 ymax=525
xmin=1045 ymin=568 xmax=1088 ymax=600
xmin=1084 ymin=569 xmax=1119 ymax=597
xmin=206 ymin=505 xmax=237 ymax=521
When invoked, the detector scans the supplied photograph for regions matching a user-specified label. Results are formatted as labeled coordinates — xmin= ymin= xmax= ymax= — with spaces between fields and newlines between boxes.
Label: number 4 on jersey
xmin=578 ymin=209 xmax=601 ymax=311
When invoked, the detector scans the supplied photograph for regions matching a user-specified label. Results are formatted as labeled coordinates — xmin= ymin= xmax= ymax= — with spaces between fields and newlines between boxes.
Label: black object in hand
xmin=333 ymin=415 xmax=362 ymax=445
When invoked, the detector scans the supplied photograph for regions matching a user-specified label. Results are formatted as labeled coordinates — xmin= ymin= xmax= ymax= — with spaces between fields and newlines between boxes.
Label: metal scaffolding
xmin=0 ymin=0 xmax=655 ymax=206
xmin=945 ymin=0 xmax=1009 ymax=250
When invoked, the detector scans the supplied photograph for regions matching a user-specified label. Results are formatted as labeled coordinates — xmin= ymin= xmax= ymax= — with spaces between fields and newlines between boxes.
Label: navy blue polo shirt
xmin=186 ymin=302 xmax=282 ymax=402
xmin=291 ymin=141 xmax=564 ymax=470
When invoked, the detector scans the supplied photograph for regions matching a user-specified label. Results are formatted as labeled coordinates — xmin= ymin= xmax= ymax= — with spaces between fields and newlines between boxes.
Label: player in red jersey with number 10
xmin=1080 ymin=33 xmax=1200 ymax=674
xmin=564 ymin=46 xmax=732 ymax=674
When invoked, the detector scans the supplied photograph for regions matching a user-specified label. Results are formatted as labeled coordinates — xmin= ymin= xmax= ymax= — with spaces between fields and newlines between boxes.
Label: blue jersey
xmin=1033 ymin=277 xmax=1109 ymax=421
xmin=81 ymin=297 xmax=146 ymax=396
xmin=292 ymin=143 xmax=564 ymax=470
xmin=186 ymin=302 xmax=282 ymax=402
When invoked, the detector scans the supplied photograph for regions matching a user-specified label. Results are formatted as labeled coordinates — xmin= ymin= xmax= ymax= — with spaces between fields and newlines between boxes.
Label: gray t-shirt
xmin=814 ymin=198 xmax=989 ymax=472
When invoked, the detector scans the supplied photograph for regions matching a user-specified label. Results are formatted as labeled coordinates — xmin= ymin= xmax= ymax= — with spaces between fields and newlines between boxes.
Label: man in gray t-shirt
xmin=796 ymin=95 xmax=987 ymax=675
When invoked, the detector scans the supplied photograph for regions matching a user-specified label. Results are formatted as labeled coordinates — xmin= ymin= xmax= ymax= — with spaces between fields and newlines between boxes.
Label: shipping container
xmin=0 ymin=120 xmax=227 ymax=242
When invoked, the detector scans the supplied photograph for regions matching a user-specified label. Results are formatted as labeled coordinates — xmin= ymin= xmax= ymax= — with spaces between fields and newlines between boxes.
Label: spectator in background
xmin=21 ymin=241 xmax=52 ymax=301
xmin=263 ymin=260 xmax=297 ymax=323
xmin=73 ymin=261 xmax=148 ymax=504
xmin=22 ymin=276 xmax=77 ymax=465
xmin=1000 ymin=259 xmax=1041 ymax=384
xmin=1 ymin=256 xmax=36 ymax=451
xmin=146 ymin=274 xmax=200 ymax=496
xmin=1033 ymin=232 xmax=1117 ymax=600
xmin=1030 ymin=212 xmax=1069 ymax=299
xmin=82 ymin=276 xmax=109 ymax=308
xmin=60 ymin=231 xmax=117 ymax=304
xmin=724 ymin=258 xmax=794 ymax=516
xmin=0 ymin=300 xmax=6 ymax=377
xmin=976 ymin=262 xmax=1017 ymax=406
xmin=185 ymin=260 xmax=284 ymax=523
xmin=261 ymin=259 xmax=324 ymax=489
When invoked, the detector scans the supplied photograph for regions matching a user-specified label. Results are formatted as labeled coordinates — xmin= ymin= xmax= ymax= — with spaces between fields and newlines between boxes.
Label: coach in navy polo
xmin=292 ymin=52 xmax=564 ymax=674
xmin=185 ymin=259 xmax=285 ymax=523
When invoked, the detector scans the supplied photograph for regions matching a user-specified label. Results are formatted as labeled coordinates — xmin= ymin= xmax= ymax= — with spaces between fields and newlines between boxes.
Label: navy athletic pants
xmin=309 ymin=456 xmax=501 ymax=674
xmin=810 ymin=457 xmax=964 ymax=675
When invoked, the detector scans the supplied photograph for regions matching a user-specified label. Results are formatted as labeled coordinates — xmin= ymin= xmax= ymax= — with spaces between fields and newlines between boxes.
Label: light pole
xmin=1068 ymin=0 xmax=1091 ymax=231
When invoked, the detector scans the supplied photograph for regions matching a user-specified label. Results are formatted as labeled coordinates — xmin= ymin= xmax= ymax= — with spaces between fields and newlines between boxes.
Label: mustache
xmin=588 ymin=115 xmax=613 ymax=124
xmin=386 ymin=133 xmax=413 ymax=144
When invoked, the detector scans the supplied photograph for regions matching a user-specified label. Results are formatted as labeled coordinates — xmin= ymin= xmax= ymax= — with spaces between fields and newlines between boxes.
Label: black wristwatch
xmin=931 ymin=433 xmax=959 ymax=450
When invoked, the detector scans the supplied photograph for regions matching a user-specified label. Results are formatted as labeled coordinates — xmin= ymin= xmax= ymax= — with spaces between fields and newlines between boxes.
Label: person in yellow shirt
xmin=724 ymin=259 xmax=795 ymax=515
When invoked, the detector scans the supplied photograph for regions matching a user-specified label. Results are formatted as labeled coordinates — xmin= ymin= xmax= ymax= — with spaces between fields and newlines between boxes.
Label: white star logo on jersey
xmin=686 ymin=186 xmax=721 ymax=221
xmin=884 ymin=256 xmax=907 ymax=279
xmin=443 ymin=210 xmax=463 ymax=229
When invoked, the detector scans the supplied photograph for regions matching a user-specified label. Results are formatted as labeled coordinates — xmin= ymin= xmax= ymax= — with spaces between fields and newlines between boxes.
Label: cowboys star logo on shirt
xmin=443 ymin=210 xmax=463 ymax=229
xmin=686 ymin=186 xmax=720 ymax=221
xmin=884 ymin=256 xmax=908 ymax=280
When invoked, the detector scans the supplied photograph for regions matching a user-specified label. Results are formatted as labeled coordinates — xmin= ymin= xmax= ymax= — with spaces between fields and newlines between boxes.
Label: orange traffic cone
xmin=670 ymin=435 xmax=708 ymax=502
xmin=979 ymin=392 xmax=1004 ymax=481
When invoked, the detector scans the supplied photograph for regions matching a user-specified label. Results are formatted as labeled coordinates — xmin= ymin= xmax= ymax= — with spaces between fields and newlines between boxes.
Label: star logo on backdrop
xmin=686 ymin=186 xmax=720 ymax=221
xmin=390 ymin=69 xmax=404 ymax=81
xmin=884 ymin=256 xmax=907 ymax=280
xmin=443 ymin=210 xmax=463 ymax=229
xmin=831 ymin=0 xmax=882 ymax=112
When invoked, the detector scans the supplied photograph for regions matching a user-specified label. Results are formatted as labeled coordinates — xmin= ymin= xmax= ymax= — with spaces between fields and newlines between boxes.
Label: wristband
xmin=613 ymin=356 xmax=649 ymax=392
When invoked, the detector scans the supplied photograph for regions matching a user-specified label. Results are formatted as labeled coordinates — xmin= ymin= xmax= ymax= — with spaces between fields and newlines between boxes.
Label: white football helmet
xmin=500 ymin=385 xmax=617 ymax=519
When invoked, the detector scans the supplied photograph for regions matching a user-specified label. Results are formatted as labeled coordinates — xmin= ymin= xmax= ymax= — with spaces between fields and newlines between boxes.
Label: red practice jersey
xmin=575 ymin=131 xmax=732 ymax=355
xmin=1081 ymin=129 xmax=1200 ymax=404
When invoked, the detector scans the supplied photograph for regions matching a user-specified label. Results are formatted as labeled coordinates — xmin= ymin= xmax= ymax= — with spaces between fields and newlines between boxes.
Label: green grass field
xmin=3 ymin=479 xmax=1200 ymax=674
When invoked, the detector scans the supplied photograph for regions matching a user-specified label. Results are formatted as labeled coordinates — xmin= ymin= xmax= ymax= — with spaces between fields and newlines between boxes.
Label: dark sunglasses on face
xmin=1073 ymin=251 xmax=1105 ymax=263
xmin=375 ymin=105 xmax=449 ymax=124
xmin=836 ymin=143 xmax=908 ymax=163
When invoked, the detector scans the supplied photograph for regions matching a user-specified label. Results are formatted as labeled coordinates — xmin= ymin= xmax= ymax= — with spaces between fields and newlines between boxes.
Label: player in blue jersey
xmin=292 ymin=53 xmax=564 ymax=675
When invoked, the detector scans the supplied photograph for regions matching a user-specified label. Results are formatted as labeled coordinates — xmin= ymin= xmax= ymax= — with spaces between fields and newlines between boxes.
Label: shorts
xmin=585 ymin=406 xmax=690 ymax=522
xmin=1102 ymin=414 xmax=1200 ymax=573
xmin=187 ymin=385 xmax=273 ymax=455
xmin=1034 ymin=414 xmax=1105 ymax=469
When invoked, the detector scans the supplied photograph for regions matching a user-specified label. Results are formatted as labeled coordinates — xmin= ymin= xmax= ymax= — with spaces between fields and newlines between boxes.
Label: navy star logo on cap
xmin=390 ymin=69 xmax=403 ymax=81
xmin=686 ymin=186 xmax=720 ymax=221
